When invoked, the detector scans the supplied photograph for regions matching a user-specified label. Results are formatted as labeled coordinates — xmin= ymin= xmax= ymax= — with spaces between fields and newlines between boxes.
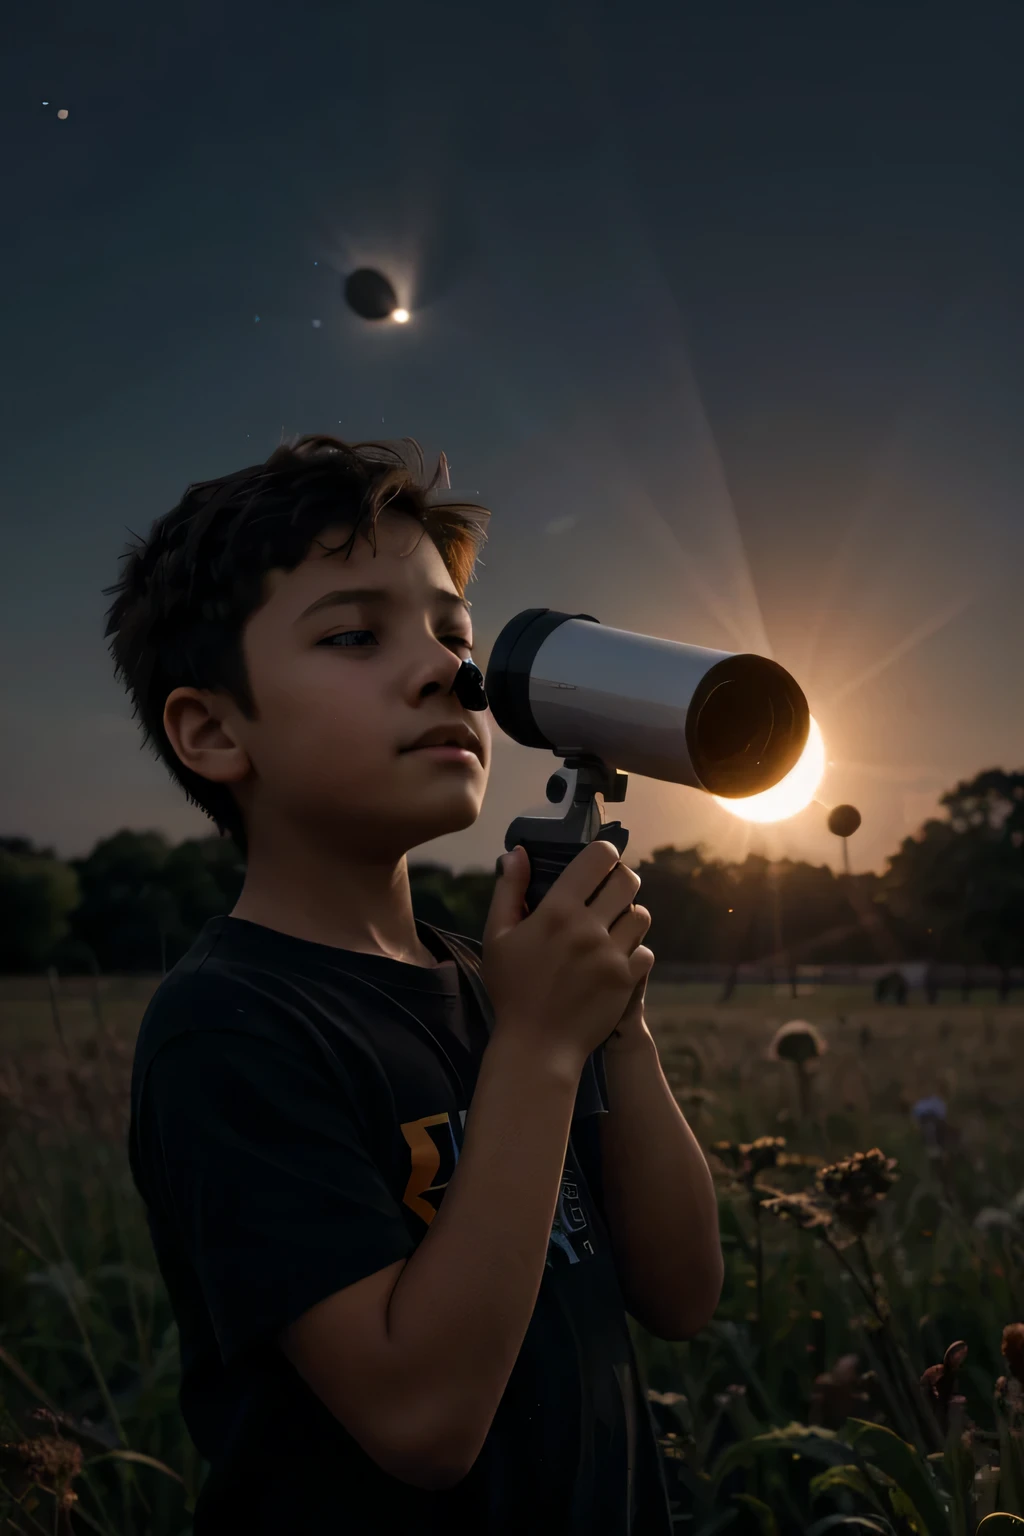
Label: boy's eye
xmin=319 ymin=630 xmax=473 ymax=653
xmin=320 ymin=630 xmax=378 ymax=648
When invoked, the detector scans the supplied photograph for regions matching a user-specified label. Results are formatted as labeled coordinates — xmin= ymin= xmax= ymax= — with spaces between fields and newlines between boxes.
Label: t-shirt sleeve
xmin=137 ymin=1026 xmax=416 ymax=1368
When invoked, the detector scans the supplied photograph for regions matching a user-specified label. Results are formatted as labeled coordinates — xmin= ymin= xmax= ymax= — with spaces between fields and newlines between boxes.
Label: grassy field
xmin=2 ymin=974 xmax=1024 ymax=1534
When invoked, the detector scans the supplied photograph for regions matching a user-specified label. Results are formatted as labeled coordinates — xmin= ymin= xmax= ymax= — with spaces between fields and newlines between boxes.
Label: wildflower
xmin=816 ymin=1149 xmax=899 ymax=1235
xmin=911 ymin=1096 xmax=952 ymax=1158
xmin=911 ymin=1096 xmax=947 ymax=1123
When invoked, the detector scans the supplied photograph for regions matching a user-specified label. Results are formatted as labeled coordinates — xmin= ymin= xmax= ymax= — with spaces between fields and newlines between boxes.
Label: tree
xmin=632 ymin=845 xmax=720 ymax=963
xmin=882 ymin=769 xmax=1024 ymax=969
xmin=161 ymin=836 xmax=245 ymax=938
xmin=66 ymin=830 xmax=174 ymax=972
xmin=1 ymin=764 xmax=1019 ymax=976
xmin=65 ymin=829 xmax=246 ymax=973
xmin=0 ymin=841 xmax=80 ymax=972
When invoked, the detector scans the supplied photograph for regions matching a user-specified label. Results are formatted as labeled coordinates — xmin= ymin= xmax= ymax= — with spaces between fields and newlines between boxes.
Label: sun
xmin=713 ymin=716 xmax=826 ymax=823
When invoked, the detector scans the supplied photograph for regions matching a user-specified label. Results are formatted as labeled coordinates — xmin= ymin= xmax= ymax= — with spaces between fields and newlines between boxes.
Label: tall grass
xmin=2 ymin=974 xmax=1023 ymax=1533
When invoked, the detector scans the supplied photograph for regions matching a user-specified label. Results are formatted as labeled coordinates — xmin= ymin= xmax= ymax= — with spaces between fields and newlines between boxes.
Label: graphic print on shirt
xmin=399 ymin=1109 xmax=597 ymax=1267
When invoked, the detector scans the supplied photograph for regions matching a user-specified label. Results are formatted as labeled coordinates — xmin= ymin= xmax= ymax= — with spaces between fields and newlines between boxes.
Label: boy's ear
xmin=163 ymin=687 xmax=251 ymax=784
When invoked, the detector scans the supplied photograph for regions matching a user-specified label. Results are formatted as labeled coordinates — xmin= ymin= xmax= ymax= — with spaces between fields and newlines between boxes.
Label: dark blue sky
xmin=3 ymin=0 xmax=1022 ymax=875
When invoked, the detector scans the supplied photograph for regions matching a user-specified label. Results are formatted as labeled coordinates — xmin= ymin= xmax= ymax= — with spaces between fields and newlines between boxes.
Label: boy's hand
xmin=482 ymin=840 xmax=654 ymax=1080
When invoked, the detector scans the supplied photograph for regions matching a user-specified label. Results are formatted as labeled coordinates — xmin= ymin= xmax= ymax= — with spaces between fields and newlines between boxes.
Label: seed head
xmin=769 ymin=1020 xmax=827 ymax=1066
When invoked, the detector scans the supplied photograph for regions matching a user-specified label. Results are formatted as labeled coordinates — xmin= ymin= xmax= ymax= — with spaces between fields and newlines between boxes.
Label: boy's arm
xmin=282 ymin=1027 xmax=581 ymax=1487
xmin=595 ymin=1027 xmax=723 ymax=1342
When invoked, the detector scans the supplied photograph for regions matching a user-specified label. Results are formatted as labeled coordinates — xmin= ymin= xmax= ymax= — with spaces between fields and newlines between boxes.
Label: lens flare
xmin=713 ymin=716 xmax=825 ymax=823
xmin=392 ymin=308 xmax=410 ymax=324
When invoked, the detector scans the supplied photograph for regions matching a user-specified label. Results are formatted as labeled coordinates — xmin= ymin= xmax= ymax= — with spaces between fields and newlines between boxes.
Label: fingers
xmin=628 ymin=944 xmax=656 ymax=982
xmin=554 ymin=840 xmax=623 ymax=905
xmin=587 ymin=860 xmax=641 ymax=928
xmin=609 ymin=902 xmax=652 ymax=955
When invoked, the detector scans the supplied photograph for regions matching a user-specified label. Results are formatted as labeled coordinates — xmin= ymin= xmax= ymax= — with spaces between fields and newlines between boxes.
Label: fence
xmin=648 ymin=960 xmax=1024 ymax=999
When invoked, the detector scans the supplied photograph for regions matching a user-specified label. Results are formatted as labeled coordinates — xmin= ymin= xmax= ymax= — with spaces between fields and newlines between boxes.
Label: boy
xmin=107 ymin=434 xmax=723 ymax=1533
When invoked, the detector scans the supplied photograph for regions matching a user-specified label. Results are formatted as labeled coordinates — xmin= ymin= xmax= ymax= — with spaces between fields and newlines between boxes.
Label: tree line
xmin=1 ymin=768 xmax=1020 ymax=978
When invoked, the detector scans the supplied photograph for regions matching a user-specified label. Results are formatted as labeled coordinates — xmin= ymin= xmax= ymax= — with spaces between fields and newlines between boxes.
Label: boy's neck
xmin=230 ymin=839 xmax=441 ymax=968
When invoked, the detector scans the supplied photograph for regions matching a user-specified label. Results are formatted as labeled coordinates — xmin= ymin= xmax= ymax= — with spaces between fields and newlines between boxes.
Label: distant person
xmin=104 ymin=436 xmax=723 ymax=1535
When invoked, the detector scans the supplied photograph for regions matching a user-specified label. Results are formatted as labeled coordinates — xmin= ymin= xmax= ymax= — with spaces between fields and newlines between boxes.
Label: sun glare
xmin=392 ymin=307 xmax=410 ymax=324
xmin=713 ymin=716 xmax=826 ymax=824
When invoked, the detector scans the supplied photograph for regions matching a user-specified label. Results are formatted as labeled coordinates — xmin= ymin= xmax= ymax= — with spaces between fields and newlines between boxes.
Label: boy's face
xmin=228 ymin=508 xmax=491 ymax=860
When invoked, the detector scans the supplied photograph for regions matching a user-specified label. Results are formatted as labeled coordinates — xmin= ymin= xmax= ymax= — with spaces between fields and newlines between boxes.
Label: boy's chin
xmin=400 ymin=786 xmax=484 ymax=844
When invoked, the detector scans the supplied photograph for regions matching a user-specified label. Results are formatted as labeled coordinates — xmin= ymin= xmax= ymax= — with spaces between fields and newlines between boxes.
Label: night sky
xmin=4 ymin=1 xmax=1022 ymax=877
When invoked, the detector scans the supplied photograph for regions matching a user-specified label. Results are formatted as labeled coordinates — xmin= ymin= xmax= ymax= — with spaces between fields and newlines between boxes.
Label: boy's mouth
xmin=401 ymin=722 xmax=482 ymax=760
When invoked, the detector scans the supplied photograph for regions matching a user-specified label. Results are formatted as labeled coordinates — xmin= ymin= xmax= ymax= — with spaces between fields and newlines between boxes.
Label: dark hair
xmin=103 ymin=434 xmax=491 ymax=856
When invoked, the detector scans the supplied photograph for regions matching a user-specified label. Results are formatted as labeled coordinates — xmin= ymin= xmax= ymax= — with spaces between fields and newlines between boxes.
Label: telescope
xmin=450 ymin=608 xmax=810 ymax=1121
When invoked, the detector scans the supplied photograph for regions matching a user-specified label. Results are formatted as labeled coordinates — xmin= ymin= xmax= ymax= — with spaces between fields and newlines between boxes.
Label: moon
xmin=713 ymin=716 xmax=826 ymax=824
xmin=343 ymin=268 xmax=402 ymax=322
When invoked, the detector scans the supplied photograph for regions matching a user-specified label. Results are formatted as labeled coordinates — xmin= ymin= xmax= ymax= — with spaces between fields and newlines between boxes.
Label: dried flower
xmin=711 ymin=1136 xmax=788 ymax=1190
xmin=0 ymin=1430 xmax=83 ymax=1511
xmin=816 ymin=1149 xmax=899 ymax=1234
xmin=995 ymin=1369 xmax=1024 ymax=1429
xmin=1002 ymin=1323 xmax=1024 ymax=1385
xmin=759 ymin=1189 xmax=834 ymax=1231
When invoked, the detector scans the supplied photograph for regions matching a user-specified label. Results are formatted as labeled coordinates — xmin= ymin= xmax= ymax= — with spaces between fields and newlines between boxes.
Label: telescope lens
xmin=687 ymin=655 xmax=809 ymax=797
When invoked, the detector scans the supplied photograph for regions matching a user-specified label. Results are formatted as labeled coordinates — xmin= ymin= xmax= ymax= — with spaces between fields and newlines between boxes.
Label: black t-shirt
xmin=127 ymin=913 xmax=674 ymax=1535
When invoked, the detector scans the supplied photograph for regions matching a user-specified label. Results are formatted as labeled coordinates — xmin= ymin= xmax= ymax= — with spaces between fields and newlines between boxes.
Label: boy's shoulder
xmin=130 ymin=952 xmax=289 ymax=1091
xmin=131 ymin=920 xmax=487 ymax=1115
